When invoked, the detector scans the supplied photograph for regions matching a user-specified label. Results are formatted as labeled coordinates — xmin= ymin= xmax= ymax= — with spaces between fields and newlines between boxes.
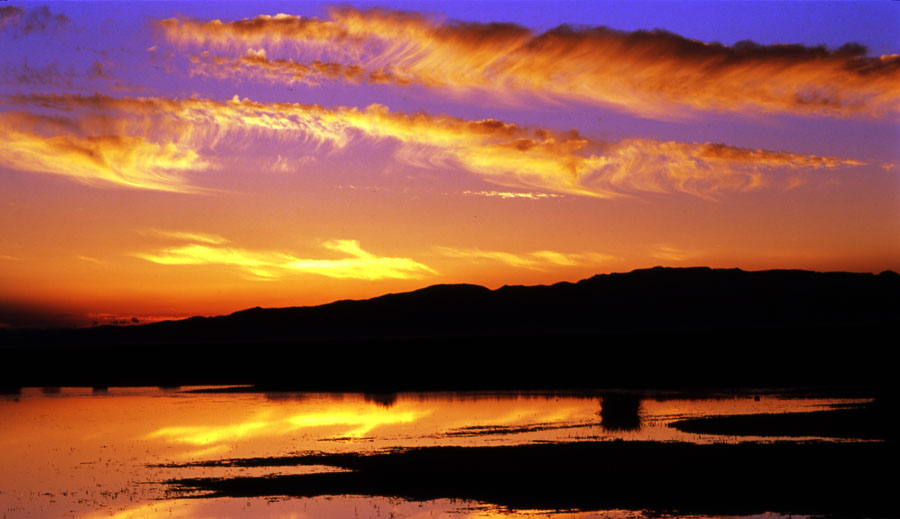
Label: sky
xmin=1 ymin=1 xmax=898 ymax=327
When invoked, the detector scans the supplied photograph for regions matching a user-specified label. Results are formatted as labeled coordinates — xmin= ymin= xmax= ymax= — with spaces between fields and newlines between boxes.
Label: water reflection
xmin=82 ymin=496 xmax=819 ymax=519
xmin=0 ymin=387 xmax=872 ymax=519
xmin=146 ymin=407 xmax=427 ymax=447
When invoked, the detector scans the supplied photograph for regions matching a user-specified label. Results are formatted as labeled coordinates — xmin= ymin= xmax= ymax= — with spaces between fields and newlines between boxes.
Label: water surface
xmin=0 ymin=387 xmax=871 ymax=518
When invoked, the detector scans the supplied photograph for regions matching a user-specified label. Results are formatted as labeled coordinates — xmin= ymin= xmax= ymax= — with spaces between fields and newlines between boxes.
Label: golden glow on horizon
xmin=160 ymin=7 xmax=900 ymax=119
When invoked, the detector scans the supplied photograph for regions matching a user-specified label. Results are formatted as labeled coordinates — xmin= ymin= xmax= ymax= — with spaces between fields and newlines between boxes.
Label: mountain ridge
xmin=4 ymin=266 xmax=899 ymax=342
xmin=155 ymin=265 xmax=900 ymax=317
xmin=2 ymin=266 xmax=898 ymax=390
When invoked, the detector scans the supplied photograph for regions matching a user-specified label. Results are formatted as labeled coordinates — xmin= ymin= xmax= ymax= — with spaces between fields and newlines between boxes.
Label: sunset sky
xmin=1 ymin=1 xmax=898 ymax=327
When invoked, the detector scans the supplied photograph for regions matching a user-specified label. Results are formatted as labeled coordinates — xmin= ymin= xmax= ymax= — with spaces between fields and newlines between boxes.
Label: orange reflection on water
xmin=0 ymin=388 xmax=868 ymax=519
xmin=146 ymin=407 xmax=428 ymax=448
xmin=85 ymin=496 xmax=808 ymax=519
xmin=138 ymin=391 xmax=591 ymax=458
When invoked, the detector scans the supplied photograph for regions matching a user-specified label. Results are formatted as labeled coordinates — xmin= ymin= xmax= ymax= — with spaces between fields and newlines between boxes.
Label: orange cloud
xmin=649 ymin=244 xmax=695 ymax=262
xmin=437 ymin=247 xmax=616 ymax=270
xmin=155 ymin=12 xmax=348 ymax=48
xmin=137 ymin=229 xmax=229 ymax=244
xmin=188 ymin=48 xmax=402 ymax=86
xmin=158 ymin=7 xmax=900 ymax=119
xmin=135 ymin=234 xmax=436 ymax=280
xmin=579 ymin=139 xmax=864 ymax=200
xmin=3 ymin=94 xmax=863 ymax=198
xmin=461 ymin=190 xmax=563 ymax=200
xmin=0 ymin=112 xmax=206 ymax=193
xmin=0 ymin=93 xmax=354 ymax=191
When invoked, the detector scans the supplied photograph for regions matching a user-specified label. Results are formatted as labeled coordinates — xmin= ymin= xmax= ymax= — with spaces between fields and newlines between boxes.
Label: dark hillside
xmin=2 ymin=267 xmax=898 ymax=390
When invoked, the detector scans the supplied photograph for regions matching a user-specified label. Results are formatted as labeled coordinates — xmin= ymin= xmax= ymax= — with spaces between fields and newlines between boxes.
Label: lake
xmin=0 ymin=387 xmax=877 ymax=519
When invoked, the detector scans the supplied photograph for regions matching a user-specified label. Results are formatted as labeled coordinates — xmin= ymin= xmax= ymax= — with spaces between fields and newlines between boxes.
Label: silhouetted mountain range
xmin=2 ymin=267 xmax=899 ymax=389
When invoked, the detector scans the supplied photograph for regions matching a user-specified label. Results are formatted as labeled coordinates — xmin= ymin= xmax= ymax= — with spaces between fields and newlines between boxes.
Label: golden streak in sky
xmin=461 ymin=190 xmax=563 ymax=199
xmin=135 ymin=236 xmax=436 ymax=280
xmin=158 ymin=7 xmax=900 ymax=118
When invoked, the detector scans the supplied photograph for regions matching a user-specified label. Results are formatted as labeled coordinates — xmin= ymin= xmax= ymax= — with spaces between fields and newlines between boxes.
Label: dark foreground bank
xmin=669 ymin=402 xmax=898 ymax=440
xmin=166 ymin=440 xmax=897 ymax=517
xmin=1 ymin=329 xmax=897 ymax=391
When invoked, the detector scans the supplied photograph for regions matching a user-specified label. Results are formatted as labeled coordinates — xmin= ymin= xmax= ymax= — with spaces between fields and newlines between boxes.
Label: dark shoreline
xmin=165 ymin=440 xmax=897 ymax=517
xmin=669 ymin=404 xmax=896 ymax=440
xmin=2 ymin=328 xmax=897 ymax=391
xmin=156 ymin=394 xmax=897 ymax=517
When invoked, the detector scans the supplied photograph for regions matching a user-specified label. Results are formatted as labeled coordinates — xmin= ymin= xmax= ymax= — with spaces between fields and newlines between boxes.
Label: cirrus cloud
xmin=0 ymin=111 xmax=207 ymax=193
xmin=0 ymin=6 xmax=70 ymax=37
xmin=2 ymin=93 xmax=865 ymax=198
xmin=158 ymin=7 xmax=900 ymax=119
xmin=436 ymin=246 xmax=616 ymax=270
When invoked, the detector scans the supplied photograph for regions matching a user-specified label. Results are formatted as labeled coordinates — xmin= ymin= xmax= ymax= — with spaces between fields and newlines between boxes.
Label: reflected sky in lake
xmin=0 ymin=387 xmax=869 ymax=518
xmin=81 ymin=496 xmax=819 ymax=519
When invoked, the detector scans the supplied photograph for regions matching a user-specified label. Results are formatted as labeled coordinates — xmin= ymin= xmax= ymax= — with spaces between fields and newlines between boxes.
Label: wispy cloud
xmin=437 ymin=246 xmax=615 ymax=270
xmin=0 ymin=111 xmax=207 ymax=193
xmin=2 ymin=94 xmax=864 ymax=198
xmin=188 ymin=48 xmax=389 ymax=86
xmin=135 ymin=233 xmax=435 ymax=280
xmin=581 ymin=139 xmax=864 ymax=200
xmin=76 ymin=255 xmax=107 ymax=264
xmin=649 ymin=244 xmax=694 ymax=262
xmin=138 ymin=229 xmax=229 ymax=244
xmin=0 ymin=6 xmax=70 ymax=38
xmin=461 ymin=190 xmax=562 ymax=200
xmin=1 ymin=62 xmax=75 ymax=87
xmin=158 ymin=7 xmax=900 ymax=119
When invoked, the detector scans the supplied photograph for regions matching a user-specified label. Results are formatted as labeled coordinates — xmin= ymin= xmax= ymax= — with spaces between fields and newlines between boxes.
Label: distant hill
xmin=2 ymin=267 xmax=899 ymax=390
